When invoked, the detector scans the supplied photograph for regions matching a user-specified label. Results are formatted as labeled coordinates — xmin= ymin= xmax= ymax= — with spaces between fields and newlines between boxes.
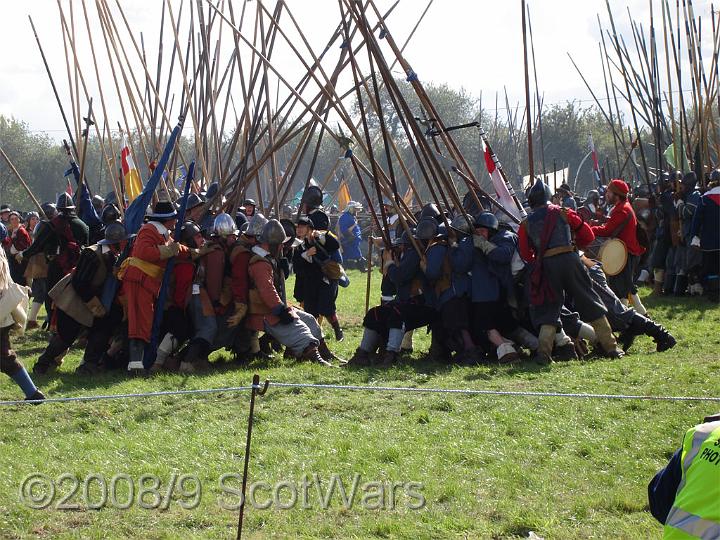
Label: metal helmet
xmin=420 ymin=203 xmax=441 ymax=221
xmin=682 ymin=171 xmax=698 ymax=190
xmin=179 ymin=221 xmax=202 ymax=248
xmin=673 ymin=170 xmax=684 ymax=181
xmin=101 ymin=204 xmax=121 ymax=224
xmin=710 ymin=169 xmax=720 ymax=183
xmin=527 ymin=179 xmax=552 ymax=208
xmin=213 ymin=212 xmax=238 ymax=237
xmin=98 ymin=222 xmax=128 ymax=245
xmin=186 ymin=192 xmax=205 ymax=210
xmin=585 ymin=190 xmax=600 ymax=205
xmin=474 ymin=212 xmax=499 ymax=231
xmin=205 ymin=182 xmax=220 ymax=200
xmin=259 ymin=219 xmax=289 ymax=245
xmin=308 ymin=210 xmax=330 ymax=230
xmin=92 ymin=194 xmax=105 ymax=210
xmin=450 ymin=214 xmax=473 ymax=235
xmin=246 ymin=213 xmax=268 ymax=237
xmin=414 ymin=217 xmax=438 ymax=240
xmin=41 ymin=203 xmax=57 ymax=220
xmin=56 ymin=192 xmax=76 ymax=210
xmin=301 ymin=185 xmax=323 ymax=210
xmin=243 ymin=198 xmax=257 ymax=207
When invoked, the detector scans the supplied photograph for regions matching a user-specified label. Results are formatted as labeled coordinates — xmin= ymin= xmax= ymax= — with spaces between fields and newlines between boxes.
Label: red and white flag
xmin=588 ymin=134 xmax=601 ymax=186
xmin=482 ymin=137 xmax=524 ymax=223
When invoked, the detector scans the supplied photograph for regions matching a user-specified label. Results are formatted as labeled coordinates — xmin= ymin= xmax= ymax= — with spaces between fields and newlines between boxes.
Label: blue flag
xmin=65 ymin=161 xmax=101 ymax=227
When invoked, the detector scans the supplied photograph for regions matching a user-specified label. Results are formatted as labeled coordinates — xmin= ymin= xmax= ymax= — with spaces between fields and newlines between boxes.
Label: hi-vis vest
xmin=664 ymin=420 xmax=720 ymax=539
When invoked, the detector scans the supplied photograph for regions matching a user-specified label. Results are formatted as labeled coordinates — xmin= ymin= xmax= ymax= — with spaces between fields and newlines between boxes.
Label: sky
xmin=0 ymin=0 xmax=714 ymax=142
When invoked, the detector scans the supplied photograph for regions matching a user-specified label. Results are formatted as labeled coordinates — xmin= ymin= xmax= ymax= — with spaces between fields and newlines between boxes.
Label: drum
xmin=598 ymin=238 xmax=628 ymax=276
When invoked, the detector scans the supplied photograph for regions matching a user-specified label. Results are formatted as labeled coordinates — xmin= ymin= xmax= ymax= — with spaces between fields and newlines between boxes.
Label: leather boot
xmin=532 ymin=325 xmax=555 ymax=365
xmin=180 ymin=340 xmax=212 ymax=373
xmin=617 ymin=313 xmax=646 ymax=352
xmin=127 ymin=339 xmax=146 ymax=373
xmin=427 ymin=331 xmax=450 ymax=363
xmin=651 ymin=280 xmax=664 ymax=296
xmin=33 ymin=335 xmax=68 ymax=375
xmin=301 ymin=345 xmax=333 ymax=367
xmin=378 ymin=349 xmax=398 ymax=367
xmin=331 ymin=319 xmax=344 ymax=342
xmin=589 ymin=317 xmax=624 ymax=358
xmin=643 ymin=318 xmax=677 ymax=352
xmin=346 ymin=348 xmax=372 ymax=367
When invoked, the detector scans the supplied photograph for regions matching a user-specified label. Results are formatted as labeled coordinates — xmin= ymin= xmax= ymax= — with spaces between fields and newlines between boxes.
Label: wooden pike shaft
xmin=521 ymin=0 xmax=535 ymax=181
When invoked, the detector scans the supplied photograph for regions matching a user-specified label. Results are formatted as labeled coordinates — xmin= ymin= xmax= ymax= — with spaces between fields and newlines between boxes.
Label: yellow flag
xmin=121 ymin=139 xmax=143 ymax=203
xmin=337 ymin=181 xmax=351 ymax=210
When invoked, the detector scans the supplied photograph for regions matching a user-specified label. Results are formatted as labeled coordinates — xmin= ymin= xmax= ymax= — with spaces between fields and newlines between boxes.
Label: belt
xmin=117 ymin=257 xmax=164 ymax=280
xmin=543 ymin=245 xmax=576 ymax=258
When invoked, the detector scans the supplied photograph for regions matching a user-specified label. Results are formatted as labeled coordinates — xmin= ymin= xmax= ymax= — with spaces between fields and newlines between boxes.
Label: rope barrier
xmin=1 ymin=380 xmax=718 ymax=407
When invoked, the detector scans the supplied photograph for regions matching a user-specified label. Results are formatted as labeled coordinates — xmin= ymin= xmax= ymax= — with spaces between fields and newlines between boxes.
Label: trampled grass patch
xmin=0 ymin=270 xmax=718 ymax=539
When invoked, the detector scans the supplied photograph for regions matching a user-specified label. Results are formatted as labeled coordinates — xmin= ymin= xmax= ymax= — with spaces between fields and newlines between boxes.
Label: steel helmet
xmin=213 ymin=212 xmax=238 ymax=237
xmin=527 ymin=179 xmax=552 ymax=208
xmin=56 ymin=192 xmax=76 ymax=210
xmin=101 ymin=204 xmax=121 ymax=224
xmin=179 ymin=221 xmax=202 ymax=248
xmin=41 ymin=202 xmax=57 ymax=220
xmin=419 ymin=203 xmax=441 ymax=221
xmin=414 ymin=217 xmax=438 ymax=240
xmin=246 ymin=213 xmax=268 ymax=237
xmin=450 ymin=214 xmax=473 ymax=235
xmin=186 ymin=192 xmax=206 ymax=211
xmin=474 ymin=212 xmax=499 ymax=231
xmin=259 ymin=219 xmax=290 ymax=245
xmin=308 ymin=210 xmax=330 ymax=231
xmin=98 ymin=222 xmax=128 ymax=245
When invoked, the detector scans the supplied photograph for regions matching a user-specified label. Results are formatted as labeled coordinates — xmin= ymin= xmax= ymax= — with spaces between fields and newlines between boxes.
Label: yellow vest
xmin=664 ymin=421 xmax=720 ymax=539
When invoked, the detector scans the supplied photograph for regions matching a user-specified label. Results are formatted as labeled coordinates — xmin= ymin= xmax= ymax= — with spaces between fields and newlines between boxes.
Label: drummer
xmin=591 ymin=179 xmax=646 ymax=313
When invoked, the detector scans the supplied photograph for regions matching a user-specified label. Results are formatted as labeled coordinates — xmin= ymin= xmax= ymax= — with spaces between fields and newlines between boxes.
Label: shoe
xmin=75 ymin=362 xmax=102 ymax=375
xmin=378 ymin=350 xmax=398 ymax=367
xmin=346 ymin=348 xmax=372 ymax=367
xmin=656 ymin=333 xmax=677 ymax=352
xmin=497 ymin=343 xmax=520 ymax=364
xmin=127 ymin=361 xmax=145 ymax=373
xmin=301 ymin=345 xmax=333 ymax=367
xmin=331 ymin=321 xmax=344 ymax=342
xmin=318 ymin=339 xmax=343 ymax=365
xmin=25 ymin=390 xmax=46 ymax=404
xmin=179 ymin=360 xmax=212 ymax=374
xmin=554 ymin=342 xmax=578 ymax=362
xmin=532 ymin=351 xmax=553 ymax=365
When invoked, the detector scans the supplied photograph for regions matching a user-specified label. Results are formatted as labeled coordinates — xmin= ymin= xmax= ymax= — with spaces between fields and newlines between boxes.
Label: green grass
xmin=0 ymin=269 xmax=718 ymax=539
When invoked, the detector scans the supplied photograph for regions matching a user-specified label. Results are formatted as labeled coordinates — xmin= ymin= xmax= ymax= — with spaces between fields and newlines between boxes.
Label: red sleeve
xmin=591 ymin=205 xmax=627 ymax=238
xmin=231 ymin=251 xmax=250 ymax=303
xmin=566 ymin=209 xmax=595 ymax=248
xmin=518 ymin=221 xmax=535 ymax=263
xmin=173 ymin=263 xmax=194 ymax=307
xmin=14 ymin=228 xmax=31 ymax=251
xmin=132 ymin=227 xmax=164 ymax=263
xmin=248 ymin=261 xmax=283 ymax=311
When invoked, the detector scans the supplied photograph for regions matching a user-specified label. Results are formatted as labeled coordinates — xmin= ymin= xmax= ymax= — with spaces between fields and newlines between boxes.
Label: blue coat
xmin=387 ymin=248 xmax=424 ymax=302
xmin=690 ymin=187 xmax=720 ymax=251
xmin=449 ymin=236 xmax=473 ymax=299
xmin=486 ymin=229 xmax=518 ymax=296
xmin=424 ymin=242 xmax=451 ymax=307
xmin=337 ymin=211 xmax=363 ymax=260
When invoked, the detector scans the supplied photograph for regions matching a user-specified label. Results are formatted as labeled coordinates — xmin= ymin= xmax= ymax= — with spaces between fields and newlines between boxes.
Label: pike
xmin=0 ymin=147 xmax=44 ymax=213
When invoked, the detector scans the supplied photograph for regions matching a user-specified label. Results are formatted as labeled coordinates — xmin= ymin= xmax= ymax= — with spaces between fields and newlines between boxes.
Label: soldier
xmin=673 ymin=172 xmax=703 ymax=295
xmin=690 ymin=171 xmax=720 ymax=302
xmin=121 ymin=201 xmax=212 ymax=373
xmin=578 ymin=190 xmax=602 ymax=225
xmin=591 ymin=179 xmax=646 ymax=312
xmin=518 ymin=179 xmax=622 ymax=365
xmin=337 ymin=201 xmax=365 ymax=271
xmin=293 ymin=211 xmax=344 ymax=341
xmin=246 ymin=219 xmax=334 ymax=366
xmin=650 ymin=173 xmax=676 ymax=295
xmin=35 ymin=222 xmax=130 ymax=375
xmin=18 ymin=193 xmax=89 ymax=293
xmin=4 ymin=211 xmax=31 ymax=285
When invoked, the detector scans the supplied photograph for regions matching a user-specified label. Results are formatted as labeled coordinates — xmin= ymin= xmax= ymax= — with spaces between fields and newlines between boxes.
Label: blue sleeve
xmin=424 ymin=244 xmax=447 ymax=281
xmin=487 ymin=233 xmax=516 ymax=265
xmin=450 ymin=238 xmax=473 ymax=272
xmin=387 ymin=249 xmax=420 ymax=285
xmin=648 ymin=448 xmax=682 ymax=524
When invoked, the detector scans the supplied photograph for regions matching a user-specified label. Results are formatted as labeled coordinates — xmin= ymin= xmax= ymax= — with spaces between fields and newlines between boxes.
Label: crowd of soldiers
xmin=0 ymin=167 xmax=718 ymax=402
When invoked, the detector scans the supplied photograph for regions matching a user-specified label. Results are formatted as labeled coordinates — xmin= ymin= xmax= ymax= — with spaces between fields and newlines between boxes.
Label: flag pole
xmin=521 ymin=0 xmax=535 ymax=185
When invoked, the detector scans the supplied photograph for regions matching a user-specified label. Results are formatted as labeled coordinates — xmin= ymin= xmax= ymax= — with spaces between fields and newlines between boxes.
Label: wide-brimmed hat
xmin=147 ymin=201 xmax=177 ymax=220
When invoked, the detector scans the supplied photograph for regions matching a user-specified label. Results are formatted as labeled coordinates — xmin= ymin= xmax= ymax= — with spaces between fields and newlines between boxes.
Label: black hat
xmin=307 ymin=210 xmax=329 ymax=230
xmin=0 ymin=204 xmax=11 ymax=213
xmin=147 ymin=201 xmax=177 ymax=220
xmin=297 ymin=216 xmax=313 ymax=227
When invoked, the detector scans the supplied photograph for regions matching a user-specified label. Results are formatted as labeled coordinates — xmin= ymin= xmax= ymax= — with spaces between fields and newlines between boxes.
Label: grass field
xmin=0 ymin=269 xmax=718 ymax=539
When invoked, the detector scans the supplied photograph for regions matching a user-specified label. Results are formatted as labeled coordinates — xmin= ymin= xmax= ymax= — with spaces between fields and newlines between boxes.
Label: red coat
xmin=591 ymin=200 xmax=645 ymax=256
xmin=518 ymin=207 xmax=595 ymax=263
xmin=245 ymin=255 xmax=283 ymax=332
